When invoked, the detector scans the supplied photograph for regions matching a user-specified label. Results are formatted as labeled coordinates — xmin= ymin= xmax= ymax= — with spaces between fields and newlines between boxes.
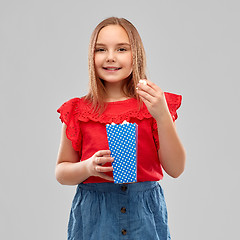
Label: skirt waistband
xmin=77 ymin=181 xmax=159 ymax=192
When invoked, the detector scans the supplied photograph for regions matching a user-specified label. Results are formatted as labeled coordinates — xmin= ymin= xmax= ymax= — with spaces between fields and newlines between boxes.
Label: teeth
xmin=105 ymin=67 xmax=119 ymax=70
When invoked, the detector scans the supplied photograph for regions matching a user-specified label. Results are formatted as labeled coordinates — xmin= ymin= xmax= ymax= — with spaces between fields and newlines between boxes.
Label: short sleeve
xmin=57 ymin=98 xmax=82 ymax=152
xmin=164 ymin=92 xmax=182 ymax=121
xmin=152 ymin=92 xmax=182 ymax=151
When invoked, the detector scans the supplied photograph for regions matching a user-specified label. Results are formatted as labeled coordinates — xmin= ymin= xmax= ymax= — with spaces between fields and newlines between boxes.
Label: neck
xmin=103 ymin=80 xmax=129 ymax=102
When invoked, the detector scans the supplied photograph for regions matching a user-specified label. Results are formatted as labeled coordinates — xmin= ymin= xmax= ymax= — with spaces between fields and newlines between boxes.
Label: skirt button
xmin=121 ymin=229 xmax=127 ymax=235
xmin=121 ymin=185 xmax=127 ymax=192
xmin=121 ymin=207 xmax=126 ymax=213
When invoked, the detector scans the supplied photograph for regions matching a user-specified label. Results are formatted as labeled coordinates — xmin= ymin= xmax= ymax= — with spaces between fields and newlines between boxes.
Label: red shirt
xmin=57 ymin=92 xmax=182 ymax=183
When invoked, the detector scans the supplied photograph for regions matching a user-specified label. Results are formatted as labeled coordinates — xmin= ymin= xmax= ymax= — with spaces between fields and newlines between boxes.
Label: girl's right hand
xmin=86 ymin=150 xmax=114 ymax=181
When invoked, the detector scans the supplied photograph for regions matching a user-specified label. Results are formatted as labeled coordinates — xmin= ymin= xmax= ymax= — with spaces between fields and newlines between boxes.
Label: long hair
xmin=84 ymin=17 xmax=147 ymax=116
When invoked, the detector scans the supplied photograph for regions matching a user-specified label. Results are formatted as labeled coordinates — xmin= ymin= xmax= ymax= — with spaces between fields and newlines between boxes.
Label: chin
xmin=100 ymin=74 xmax=132 ymax=84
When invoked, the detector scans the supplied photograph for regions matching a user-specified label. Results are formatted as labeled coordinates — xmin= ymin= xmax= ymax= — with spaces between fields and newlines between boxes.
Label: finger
xmin=138 ymin=79 xmax=164 ymax=98
xmin=137 ymin=82 xmax=158 ymax=99
xmin=102 ymin=154 xmax=111 ymax=157
xmin=95 ymin=165 xmax=114 ymax=173
xmin=143 ymin=79 xmax=162 ymax=92
xmin=95 ymin=150 xmax=111 ymax=157
xmin=97 ymin=173 xmax=114 ymax=182
xmin=137 ymin=88 xmax=155 ymax=103
xmin=138 ymin=95 xmax=151 ymax=110
xmin=137 ymin=91 xmax=155 ymax=111
xmin=95 ymin=156 xmax=114 ymax=165
xmin=137 ymin=79 xmax=156 ymax=91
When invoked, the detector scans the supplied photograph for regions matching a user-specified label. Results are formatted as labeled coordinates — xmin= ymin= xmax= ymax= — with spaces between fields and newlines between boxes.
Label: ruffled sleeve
xmin=164 ymin=92 xmax=182 ymax=121
xmin=57 ymin=98 xmax=82 ymax=152
xmin=152 ymin=92 xmax=182 ymax=150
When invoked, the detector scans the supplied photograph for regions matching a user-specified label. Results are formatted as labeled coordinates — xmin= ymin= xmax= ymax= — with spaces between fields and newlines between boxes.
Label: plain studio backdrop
xmin=1 ymin=0 xmax=239 ymax=239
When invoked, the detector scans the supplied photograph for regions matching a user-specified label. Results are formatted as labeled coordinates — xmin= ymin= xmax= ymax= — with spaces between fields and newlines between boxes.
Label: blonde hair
xmin=84 ymin=17 xmax=147 ymax=115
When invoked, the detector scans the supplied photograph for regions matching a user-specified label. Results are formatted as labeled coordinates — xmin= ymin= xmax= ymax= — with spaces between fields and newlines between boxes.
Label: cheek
xmin=94 ymin=57 xmax=99 ymax=68
xmin=130 ymin=57 xmax=133 ymax=68
xmin=128 ymin=54 xmax=133 ymax=69
xmin=128 ymin=58 xmax=133 ymax=71
xmin=122 ymin=54 xmax=133 ymax=69
xmin=94 ymin=55 xmax=103 ymax=68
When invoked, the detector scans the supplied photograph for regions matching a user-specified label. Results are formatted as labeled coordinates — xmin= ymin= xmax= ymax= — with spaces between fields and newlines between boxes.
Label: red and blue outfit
xmin=57 ymin=92 xmax=182 ymax=240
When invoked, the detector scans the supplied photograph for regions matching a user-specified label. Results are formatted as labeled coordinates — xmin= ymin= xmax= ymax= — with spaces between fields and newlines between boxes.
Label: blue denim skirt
xmin=68 ymin=181 xmax=171 ymax=240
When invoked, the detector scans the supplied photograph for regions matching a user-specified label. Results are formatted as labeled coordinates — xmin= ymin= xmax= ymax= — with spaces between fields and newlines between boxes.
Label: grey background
xmin=1 ymin=0 xmax=239 ymax=239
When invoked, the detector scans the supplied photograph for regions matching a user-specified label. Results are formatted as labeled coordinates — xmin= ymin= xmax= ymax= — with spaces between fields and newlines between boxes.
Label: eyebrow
xmin=95 ymin=43 xmax=131 ymax=46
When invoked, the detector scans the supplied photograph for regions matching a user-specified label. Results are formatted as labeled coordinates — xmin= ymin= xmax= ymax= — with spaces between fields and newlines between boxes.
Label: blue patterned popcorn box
xmin=106 ymin=121 xmax=138 ymax=184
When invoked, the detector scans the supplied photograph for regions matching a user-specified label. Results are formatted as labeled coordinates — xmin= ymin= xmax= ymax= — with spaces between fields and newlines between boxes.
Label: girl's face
xmin=94 ymin=25 xmax=133 ymax=85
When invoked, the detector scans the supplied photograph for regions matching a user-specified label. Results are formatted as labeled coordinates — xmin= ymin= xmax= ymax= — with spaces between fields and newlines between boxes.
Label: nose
xmin=106 ymin=50 xmax=116 ymax=62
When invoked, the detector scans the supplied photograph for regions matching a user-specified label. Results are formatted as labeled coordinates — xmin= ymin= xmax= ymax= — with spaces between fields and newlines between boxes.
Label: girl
xmin=56 ymin=17 xmax=186 ymax=240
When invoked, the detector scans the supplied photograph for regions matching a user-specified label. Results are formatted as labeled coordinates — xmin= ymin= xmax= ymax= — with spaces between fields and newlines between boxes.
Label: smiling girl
xmin=56 ymin=17 xmax=185 ymax=240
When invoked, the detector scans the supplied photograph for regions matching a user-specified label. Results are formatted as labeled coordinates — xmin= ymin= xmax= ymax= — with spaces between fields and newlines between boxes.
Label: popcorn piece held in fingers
xmin=139 ymin=79 xmax=147 ymax=85
xmin=136 ymin=79 xmax=147 ymax=90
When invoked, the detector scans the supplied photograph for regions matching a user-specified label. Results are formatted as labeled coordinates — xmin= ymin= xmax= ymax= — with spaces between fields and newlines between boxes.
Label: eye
xmin=95 ymin=48 xmax=105 ymax=52
xmin=118 ymin=48 xmax=127 ymax=52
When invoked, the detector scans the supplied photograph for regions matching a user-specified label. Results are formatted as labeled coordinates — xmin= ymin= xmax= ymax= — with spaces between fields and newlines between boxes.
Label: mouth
xmin=103 ymin=67 xmax=122 ymax=71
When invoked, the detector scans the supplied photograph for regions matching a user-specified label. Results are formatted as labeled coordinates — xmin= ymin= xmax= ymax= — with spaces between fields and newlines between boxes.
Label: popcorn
xmin=106 ymin=121 xmax=138 ymax=184
xmin=136 ymin=79 xmax=147 ymax=90
xmin=139 ymin=79 xmax=147 ymax=85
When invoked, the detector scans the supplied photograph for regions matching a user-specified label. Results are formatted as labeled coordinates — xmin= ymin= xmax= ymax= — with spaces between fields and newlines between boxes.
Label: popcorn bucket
xmin=106 ymin=121 xmax=138 ymax=184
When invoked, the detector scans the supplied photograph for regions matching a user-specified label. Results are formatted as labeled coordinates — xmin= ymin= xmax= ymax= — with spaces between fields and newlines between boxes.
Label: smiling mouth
xmin=103 ymin=67 xmax=122 ymax=71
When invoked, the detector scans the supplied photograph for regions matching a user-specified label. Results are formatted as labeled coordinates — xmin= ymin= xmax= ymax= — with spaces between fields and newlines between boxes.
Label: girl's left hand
xmin=136 ymin=79 xmax=170 ymax=121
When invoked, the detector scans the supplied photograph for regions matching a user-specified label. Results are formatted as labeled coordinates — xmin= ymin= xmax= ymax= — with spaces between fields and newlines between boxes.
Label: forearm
xmin=156 ymin=113 xmax=186 ymax=178
xmin=55 ymin=160 xmax=90 ymax=185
